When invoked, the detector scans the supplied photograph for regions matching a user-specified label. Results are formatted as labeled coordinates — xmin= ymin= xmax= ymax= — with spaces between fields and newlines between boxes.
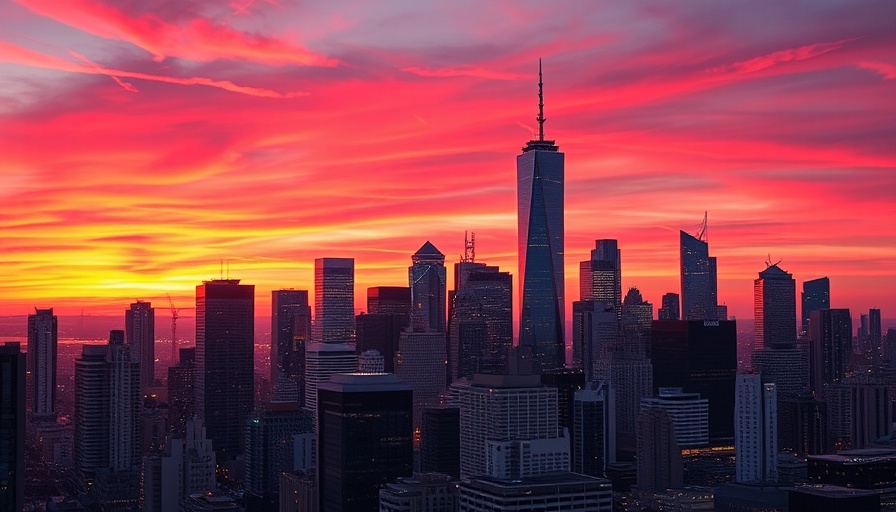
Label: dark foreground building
xmin=318 ymin=373 xmax=413 ymax=512
xmin=651 ymin=320 xmax=737 ymax=439
xmin=0 ymin=342 xmax=25 ymax=512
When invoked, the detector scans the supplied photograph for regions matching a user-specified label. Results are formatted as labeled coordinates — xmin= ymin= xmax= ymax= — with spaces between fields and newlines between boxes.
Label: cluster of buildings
xmin=2 ymin=67 xmax=895 ymax=512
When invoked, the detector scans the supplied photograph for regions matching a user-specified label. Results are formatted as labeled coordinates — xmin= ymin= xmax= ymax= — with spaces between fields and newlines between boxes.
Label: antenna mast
xmin=696 ymin=211 xmax=708 ymax=242
xmin=537 ymin=59 xmax=545 ymax=141
xmin=463 ymin=231 xmax=476 ymax=263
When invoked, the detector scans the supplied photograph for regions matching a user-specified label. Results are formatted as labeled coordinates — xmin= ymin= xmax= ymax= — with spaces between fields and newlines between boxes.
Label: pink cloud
xmin=859 ymin=61 xmax=896 ymax=79
xmin=710 ymin=39 xmax=852 ymax=74
xmin=0 ymin=40 xmax=306 ymax=98
xmin=14 ymin=0 xmax=338 ymax=66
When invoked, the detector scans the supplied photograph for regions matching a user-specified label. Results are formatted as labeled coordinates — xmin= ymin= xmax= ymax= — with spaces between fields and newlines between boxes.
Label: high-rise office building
xmin=367 ymin=286 xmax=411 ymax=318
xmin=355 ymin=313 xmax=403 ymax=374
xmin=636 ymin=408 xmax=683 ymax=493
xmin=573 ymin=381 xmax=615 ymax=477
xmin=541 ymin=368 xmax=585 ymax=435
xmin=318 ymin=373 xmax=413 ymax=512
xmin=244 ymin=403 xmax=313 ymax=506
xmin=801 ymin=277 xmax=830 ymax=334
xmin=395 ymin=330 xmax=447 ymax=429
xmin=449 ymin=264 xmax=512 ymax=381
xmin=108 ymin=330 xmax=141 ymax=472
xmin=580 ymin=240 xmax=622 ymax=323
xmin=518 ymin=61 xmax=565 ymax=374
xmin=849 ymin=380 xmax=892 ymax=449
xmin=651 ymin=320 xmax=737 ymax=439
xmin=573 ymin=300 xmax=618 ymax=382
xmin=74 ymin=344 xmax=110 ymax=487
xmin=735 ymin=375 xmax=777 ymax=483
xmin=659 ymin=292 xmax=680 ymax=321
xmin=752 ymin=347 xmax=808 ymax=451
xmin=421 ymin=407 xmax=460 ymax=479
xmin=641 ymin=388 xmax=709 ymax=449
xmin=125 ymin=300 xmax=155 ymax=390
xmin=409 ymin=241 xmax=447 ymax=333
xmin=0 ymin=342 xmax=25 ymax=512
xmin=456 ymin=373 xmax=569 ymax=479
xmin=271 ymin=290 xmax=311 ymax=404
xmin=27 ymin=307 xmax=57 ymax=419
xmin=754 ymin=264 xmax=796 ymax=350
xmin=313 ymin=258 xmax=355 ymax=343
xmin=680 ymin=219 xmax=718 ymax=321
xmin=304 ymin=342 xmax=357 ymax=429
xmin=868 ymin=308 xmax=882 ymax=355
xmin=168 ymin=347 xmax=195 ymax=440
xmin=808 ymin=309 xmax=851 ymax=400
xmin=195 ymin=279 xmax=254 ymax=461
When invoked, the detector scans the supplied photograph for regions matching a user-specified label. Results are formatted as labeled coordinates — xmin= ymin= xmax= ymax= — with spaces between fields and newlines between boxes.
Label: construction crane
xmin=166 ymin=294 xmax=194 ymax=365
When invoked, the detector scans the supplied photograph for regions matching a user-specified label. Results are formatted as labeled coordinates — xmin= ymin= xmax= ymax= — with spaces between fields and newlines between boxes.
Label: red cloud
xmin=710 ymin=39 xmax=852 ymax=75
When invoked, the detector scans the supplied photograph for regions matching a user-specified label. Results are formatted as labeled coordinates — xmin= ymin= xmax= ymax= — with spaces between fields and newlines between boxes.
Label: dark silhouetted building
xmin=313 ymin=258 xmax=354 ymax=344
xmin=125 ymin=300 xmax=155 ymax=390
xmin=409 ymin=242 xmax=447 ymax=333
xmin=801 ymin=277 xmax=830 ymax=334
xmin=637 ymin=408 xmax=683 ymax=493
xmin=680 ymin=223 xmax=718 ymax=321
xmin=808 ymin=309 xmax=851 ymax=400
xmin=167 ymin=347 xmax=195 ymax=440
xmin=754 ymin=264 xmax=796 ymax=350
xmin=0 ymin=342 xmax=25 ymax=512
xmin=459 ymin=472 xmax=612 ymax=511
xmin=195 ymin=279 xmax=254 ymax=462
xmin=355 ymin=313 xmax=403 ymax=374
xmin=869 ymin=308 xmax=882 ymax=355
xmin=367 ymin=286 xmax=411 ymax=318
xmin=541 ymin=367 xmax=585 ymax=434
xmin=28 ymin=307 xmax=57 ymax=419
xmin=518 ymin=62 xmax=565 ymax=374
xmin=659 ymin=292 xmax=680 ymax=321
xmin=573 ymin=381 xmax=614 ymax=477
xmin=74 ymin=344 xmax=109 ymax=487
xmin=318 ymin=373 xmax=413 ymax=512
xmin=421 ymin=407 xmax=460 ymax=479
xmin=271 ymin=290 xmax=311 ymax=404
xmin=449 ymin=264 xmax=513 ymax=381
xmin=790 ymin=485 xmax=880 ymax=512
xmin=849 ymin=381 xmax=892 ymax=449
xmin=244 ymin=402 xmax=313 ymax=508
xmin=651 ymin=320 xmax=737 ymax=439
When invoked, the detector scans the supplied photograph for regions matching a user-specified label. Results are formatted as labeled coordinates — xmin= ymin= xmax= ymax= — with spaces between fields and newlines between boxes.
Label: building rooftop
xmin=319 ymin=372 xmax=412 ymax=393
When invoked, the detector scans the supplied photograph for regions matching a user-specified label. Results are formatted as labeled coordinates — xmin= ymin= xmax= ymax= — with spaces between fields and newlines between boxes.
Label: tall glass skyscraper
xmin=271 ymin=290 xmax=311 ymax=404
xmin=195 ymin=279 xmax=254 ymax=461
xmin=801 ymin=276 xmax=830 ymax=334
xmin=518 ymin=61 xmax=565 ymax=373
xmin=125 ymin=301 xmax=154 ymax=390
xmin=754 ymin=263 xmax=797 ymax=350
xmin=680 ymin=228 xmax=718 ymax=321
xmin=313 ymin=258 xmax=355 ymax=343
xmin=409 ymin=241 xmax=447 ymax=333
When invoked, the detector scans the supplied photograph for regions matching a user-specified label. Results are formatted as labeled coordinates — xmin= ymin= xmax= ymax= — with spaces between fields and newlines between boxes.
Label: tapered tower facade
xmin=518 ymin=60 xmax=565 ymax=373
xmin=680 ymin=216 xmax=718 ymax=321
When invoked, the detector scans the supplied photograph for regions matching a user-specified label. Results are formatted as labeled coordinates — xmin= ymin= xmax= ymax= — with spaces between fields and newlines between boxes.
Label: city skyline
xmin=0 ymin=1 xmax=894 ymax=322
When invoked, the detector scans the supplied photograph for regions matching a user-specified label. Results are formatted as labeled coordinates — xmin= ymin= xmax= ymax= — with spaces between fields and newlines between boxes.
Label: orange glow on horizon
xmin=0 ymin=1 xmax=894 ymax=327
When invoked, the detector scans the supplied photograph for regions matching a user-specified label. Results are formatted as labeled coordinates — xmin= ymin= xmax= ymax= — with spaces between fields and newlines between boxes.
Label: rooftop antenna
xmin=696 ymin=211 xmax=708 ymax=242
xmin=537 ymin=58 xmax=545 ymax=141
xmin=765 ymin=254 xmax=782 ymax=268
xmin=462 ymin=231 xmax=476 ymax=263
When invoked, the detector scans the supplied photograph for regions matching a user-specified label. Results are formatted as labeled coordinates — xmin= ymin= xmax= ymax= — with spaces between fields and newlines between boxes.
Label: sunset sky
xmin=1 ymin=1 xmax=894 ymax=327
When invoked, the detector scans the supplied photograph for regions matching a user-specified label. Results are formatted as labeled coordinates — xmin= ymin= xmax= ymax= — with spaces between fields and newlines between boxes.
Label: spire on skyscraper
xmin=537 ymin=58 xmax=545 ymax=141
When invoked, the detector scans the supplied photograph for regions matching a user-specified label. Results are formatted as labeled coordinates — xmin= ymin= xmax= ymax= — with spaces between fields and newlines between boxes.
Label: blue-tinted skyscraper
xmin=680 ymin=221 xmax=718 ymax=321
xmin=313 ymin=258 xmax=355 ymax=343
xmin=801 ymin=277 xmax=830 ymax=334
xmin=518 ymin=61 xmax=565 ymax=373
xmin=409 ymin=242 xmax=447 ymax=333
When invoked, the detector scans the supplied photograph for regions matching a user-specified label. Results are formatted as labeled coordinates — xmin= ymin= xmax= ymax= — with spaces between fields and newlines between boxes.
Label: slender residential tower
xmin=27 ymin=308 xmax=57 ymax=419
xmin=518 ymin=60 xmax=565 ymax=373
